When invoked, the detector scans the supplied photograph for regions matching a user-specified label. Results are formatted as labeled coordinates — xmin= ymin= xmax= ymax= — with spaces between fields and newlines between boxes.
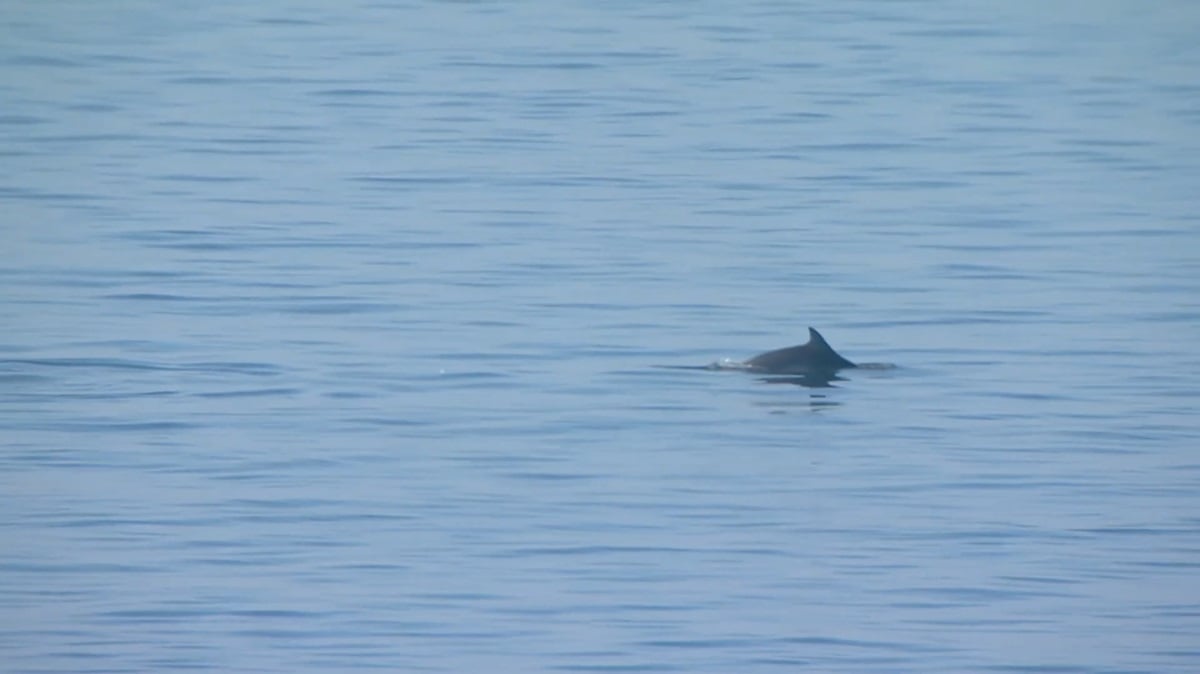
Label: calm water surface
xmin=2 ymin=2 xmax=1199 ymax=672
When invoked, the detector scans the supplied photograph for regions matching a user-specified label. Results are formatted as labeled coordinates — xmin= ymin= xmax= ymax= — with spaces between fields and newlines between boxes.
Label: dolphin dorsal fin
xmin=807 ymin=327 xmax=830 ymax=349
xmin=807 ymin=327 xmax=856 ymax=369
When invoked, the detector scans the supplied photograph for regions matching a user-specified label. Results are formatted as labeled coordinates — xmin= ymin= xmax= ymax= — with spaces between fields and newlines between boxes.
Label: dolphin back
xmin=744 ymin=327 xmax=857 ymax=374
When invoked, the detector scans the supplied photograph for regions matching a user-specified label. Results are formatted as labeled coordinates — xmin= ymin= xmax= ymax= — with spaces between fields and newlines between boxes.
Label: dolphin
xmin=742 ymin=327 xmax=856 ymax=375
xmin=656 ymin=327 xmax=865 ymax=384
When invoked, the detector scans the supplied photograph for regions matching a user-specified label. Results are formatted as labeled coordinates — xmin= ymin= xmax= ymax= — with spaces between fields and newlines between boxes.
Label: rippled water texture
xmin=3 ymin=2 xmax=1199 ymax=672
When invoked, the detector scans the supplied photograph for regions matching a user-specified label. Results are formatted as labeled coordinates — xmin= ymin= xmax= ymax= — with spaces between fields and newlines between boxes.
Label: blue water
xmin=3 ymin=2 xmax=1199 ymax=672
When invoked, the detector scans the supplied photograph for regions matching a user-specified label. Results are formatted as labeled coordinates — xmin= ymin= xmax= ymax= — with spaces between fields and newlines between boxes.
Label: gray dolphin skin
xmin=743 ymin=327 xmax=857 ymax=375
xmin=655 ymin=327 xmax=871 ymax=388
